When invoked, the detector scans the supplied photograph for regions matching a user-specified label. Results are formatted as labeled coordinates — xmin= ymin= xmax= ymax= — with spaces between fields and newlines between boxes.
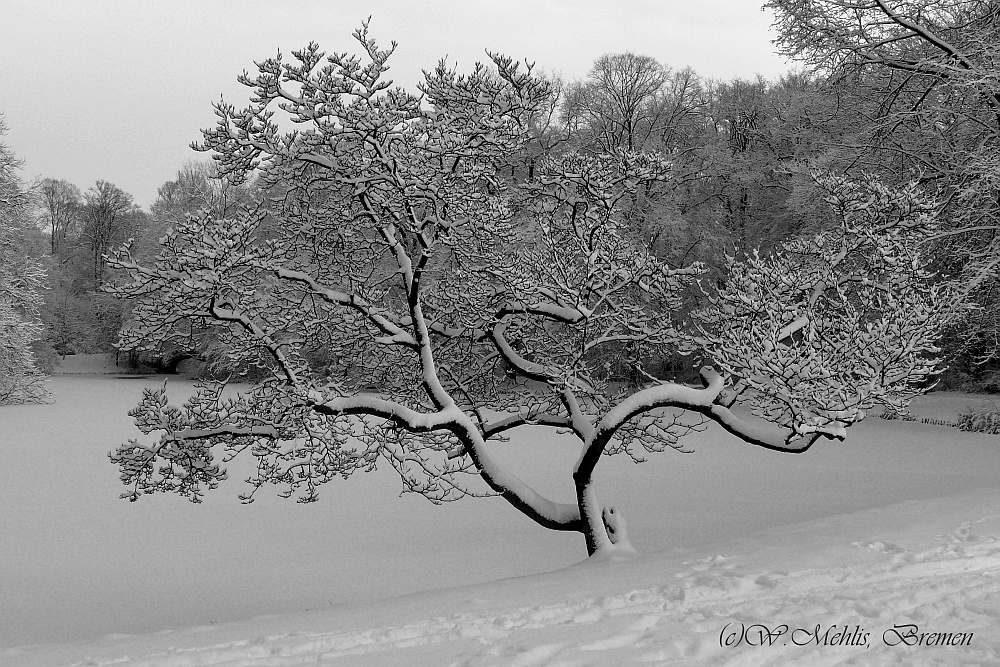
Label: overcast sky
xmin=3 ymin=1 xmax=793 ymax=209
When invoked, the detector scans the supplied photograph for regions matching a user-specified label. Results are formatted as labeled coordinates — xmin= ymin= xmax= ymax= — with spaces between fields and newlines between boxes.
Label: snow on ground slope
xmin=7 ymin=487 xmax=1000 ymax=667
xmin=5 ymin=375 xmax=1000 ymax=664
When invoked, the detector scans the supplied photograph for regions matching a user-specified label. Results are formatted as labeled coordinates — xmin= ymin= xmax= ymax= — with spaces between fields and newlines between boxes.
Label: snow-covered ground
xmin=7 ymin=489 xmax=1000 ymax=667
xmin=3 ymin=365 xmax=1000 ymax=665
xmin=7 ymin=488 xmax=1000 ymax=666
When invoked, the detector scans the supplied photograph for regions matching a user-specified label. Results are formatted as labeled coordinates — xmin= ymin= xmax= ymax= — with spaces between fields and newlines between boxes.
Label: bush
xmin=878 ymin=407 xmax=914 ymax=421
xmin=877 ymin=407 xmax=957 ymax=429
xmin=957 ymin=401 xmax=1000 ymax=435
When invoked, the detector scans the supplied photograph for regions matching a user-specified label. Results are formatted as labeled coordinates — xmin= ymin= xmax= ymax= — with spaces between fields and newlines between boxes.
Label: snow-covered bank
xmin=3 ymin=374 xmax=1000 ymax=660
xmin=51 ymin=353 xmax=140 ymax=375
xmin=7 ymin=487 xmax=1000 ymax=666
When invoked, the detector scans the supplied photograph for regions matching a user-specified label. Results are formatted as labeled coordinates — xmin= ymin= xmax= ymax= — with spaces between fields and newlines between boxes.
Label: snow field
xmin=3 ymin=369 xmax=1000 ymax=664
xmin=8 ymin=489 xmax=1000 ymax=665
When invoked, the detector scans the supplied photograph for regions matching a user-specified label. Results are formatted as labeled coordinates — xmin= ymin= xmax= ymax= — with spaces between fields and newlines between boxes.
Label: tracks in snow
xmin=63 ymin=516 xmax=1000 ymax=666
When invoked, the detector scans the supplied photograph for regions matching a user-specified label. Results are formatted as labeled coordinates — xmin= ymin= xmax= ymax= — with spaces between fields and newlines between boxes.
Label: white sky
xmin=3 ymin=1 xmax=793 ymax=209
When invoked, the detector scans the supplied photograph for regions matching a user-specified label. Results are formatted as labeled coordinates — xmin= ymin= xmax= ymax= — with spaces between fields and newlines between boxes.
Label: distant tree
xmin=39 ymin=178 xmax=82 ymax=255
xmin=0 ymin=115 xmax=48 ymax=404
xmin=670 ymin=75 xmax=807 ymax=260
xmin=563 ymin=52 xmax=679 ymax=153
xmin=37 ymin=180 xmax=149 ymax=356
xmin=512 ymin=73 xmax=575 ymax=182
xmin=40 ymin=228 xmax=122 ymax=356
xmin=81 ymin=180 xmax=139 ymax=288
xmin=112 ymin=161 xmax=259 ymax=371
xmin=42 ymin=279 xmax=96 ymax=355
xmin=153 ymin=161 xmax=255 ymax=224
xmin=560 ymin=56 xmax=715 ymax=277
xmin=107 ymin=27 xmax=955 ymax=557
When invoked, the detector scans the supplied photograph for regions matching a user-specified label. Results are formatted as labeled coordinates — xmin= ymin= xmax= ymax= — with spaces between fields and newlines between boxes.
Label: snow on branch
xmin=697 ymin=173 xmax=955 ymax=441
xmin=1 ymin=125 xmax=48 ymax=405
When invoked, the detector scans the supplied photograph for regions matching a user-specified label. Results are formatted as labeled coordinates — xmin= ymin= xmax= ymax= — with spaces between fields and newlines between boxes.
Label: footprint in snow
xmin=507 ymin=641 xmax=567 ymax=666
xmin=851 ymin=540 xmax=905 ymax=554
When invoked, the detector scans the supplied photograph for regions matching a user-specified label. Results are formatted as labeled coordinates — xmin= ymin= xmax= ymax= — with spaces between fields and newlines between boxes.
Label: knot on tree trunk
xmin=600 ymin=505 xmax=635 ymax=556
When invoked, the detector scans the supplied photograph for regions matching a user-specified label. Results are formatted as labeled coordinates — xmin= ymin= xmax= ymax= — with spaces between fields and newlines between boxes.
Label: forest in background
xmin=3 ymin=0 xmax=998 ymax=392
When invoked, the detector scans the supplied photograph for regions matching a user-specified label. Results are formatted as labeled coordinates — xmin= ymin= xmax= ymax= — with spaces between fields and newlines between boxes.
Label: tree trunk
xmin=574 ymin=471 xmax=634 ymax=557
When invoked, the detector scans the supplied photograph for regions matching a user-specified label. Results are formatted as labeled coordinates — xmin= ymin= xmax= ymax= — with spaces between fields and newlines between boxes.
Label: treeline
xmin=512 ymin=28 xmax=997 ymax=390
xmin=35 ymin=178 xmax=147 ymax=360
xmin=4 ymin=0 xmax=998 ymax=390
xmin=13 ymin=162 xmax=255 ymax=373
xmin=0 ymin=152 xmax=256 ymax=377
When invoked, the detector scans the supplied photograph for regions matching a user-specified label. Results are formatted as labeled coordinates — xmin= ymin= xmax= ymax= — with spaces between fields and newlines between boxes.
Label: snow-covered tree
xmin=765 ymin=0 xmax=1000 ymax=378
xmin=107 ymin=26 xmax=955 ymax=557
xmin=0 ymin=116 xmax=48 ymax=404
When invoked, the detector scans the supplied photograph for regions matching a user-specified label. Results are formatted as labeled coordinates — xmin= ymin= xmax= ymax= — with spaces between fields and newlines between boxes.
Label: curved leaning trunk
xmin=464 ymin=371 xmax=827 ymax=558
xmin=575 ymin=473 xmax=611 ymax=556
xmin=458 ymin=412 xmax=633 ymax=557
xmin=573 ymin=470 xmax=635 ymax=557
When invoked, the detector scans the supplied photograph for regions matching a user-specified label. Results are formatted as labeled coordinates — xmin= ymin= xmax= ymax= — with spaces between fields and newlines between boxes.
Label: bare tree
xmin=107 ymin=26 xmax=955 ymax=557
xmin=653 ymin=67 xmax=706 ymax=151
xmin=39 ymin=178 xmax=82 ymax=255
xmin=81 ymin=180 xmax=137 ymax=288
xmin=563 ymin=52 xmax=670 ymax=152
xmin=153 ymin=160 xmax=256 ymax=225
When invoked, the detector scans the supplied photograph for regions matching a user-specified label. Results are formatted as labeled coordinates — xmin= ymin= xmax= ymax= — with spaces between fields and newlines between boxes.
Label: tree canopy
xmin=107 ymin=24 xmax=957 ymax=556
xmin=0 ymin=115 xmax=48 ymax=404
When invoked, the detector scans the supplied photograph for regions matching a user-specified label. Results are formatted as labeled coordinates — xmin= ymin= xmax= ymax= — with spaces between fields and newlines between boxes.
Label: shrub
xmin=957 ymin=402 xmax=1000 ymax=435
xmin=879 ymin=407 xmax=914 ymax=421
